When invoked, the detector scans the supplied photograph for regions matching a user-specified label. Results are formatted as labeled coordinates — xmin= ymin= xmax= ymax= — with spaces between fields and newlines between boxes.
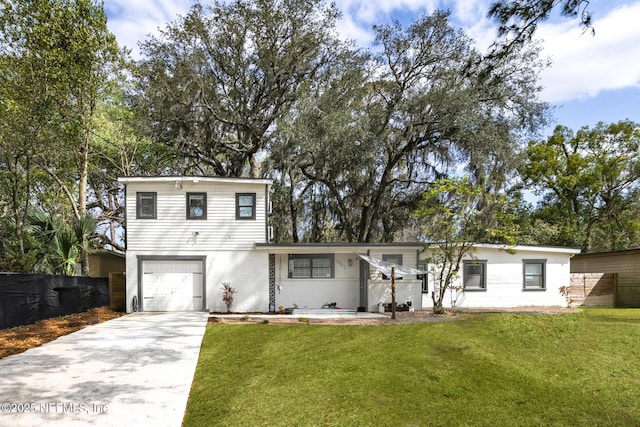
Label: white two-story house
xmin=119 ymin=176 xmax=427 ymax=313
xmin=119 ymin=176 xmax=580 ymax=313
xmin=119 ymin=176 xmax=272 ymax=313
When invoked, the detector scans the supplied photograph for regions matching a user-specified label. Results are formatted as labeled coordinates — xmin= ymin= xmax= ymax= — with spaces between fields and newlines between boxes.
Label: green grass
xmin=183 ymin=309 xmax=640 ymax=426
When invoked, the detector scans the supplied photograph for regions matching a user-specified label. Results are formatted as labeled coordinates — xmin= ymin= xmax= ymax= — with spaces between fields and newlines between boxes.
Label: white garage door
xmin=141 ymin=260 xmax=203 ymax=311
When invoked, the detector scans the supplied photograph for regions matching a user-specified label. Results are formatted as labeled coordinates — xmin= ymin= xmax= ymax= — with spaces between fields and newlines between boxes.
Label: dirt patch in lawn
xmin=209 ymin=310 xmax=460 ymax=325
xmin=0 ymin=307 xmax=124 ymax=360
xmin=209 ymin=306 xmax=581 ymax=326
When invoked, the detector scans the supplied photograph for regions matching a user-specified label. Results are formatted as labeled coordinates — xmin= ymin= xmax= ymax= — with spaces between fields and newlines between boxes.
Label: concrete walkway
xmin=0 ymin=312 xmax=208 ymax=427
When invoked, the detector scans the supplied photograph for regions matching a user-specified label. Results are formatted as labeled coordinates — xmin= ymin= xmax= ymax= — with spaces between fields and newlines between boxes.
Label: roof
xmin=257 ymin=242 xmax=424 ymax=247
xmin=255 ymin=242 xmax=424 ymax=254
xmin=468 ymin=243 xmax=582 ymax=255
xmin=118 ymin=176 xmax=273 ymax=185
xmin=572 ymin=247 xmax=640 ymax=259
xmin=256 ymin=242 xmax=580 ymax=255
xmin=89 ymin=249 xmax=125 ymax=258
xmin=418 ymin=242 xmax=580 ymax=255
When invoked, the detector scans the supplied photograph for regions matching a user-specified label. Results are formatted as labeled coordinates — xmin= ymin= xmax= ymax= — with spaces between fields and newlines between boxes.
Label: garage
xmin=141 ymin=260 xmax=204 ymax=311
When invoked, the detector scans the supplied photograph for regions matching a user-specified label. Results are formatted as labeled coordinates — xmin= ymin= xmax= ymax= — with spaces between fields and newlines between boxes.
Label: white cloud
xmin=335 ymin=14 xmax=375 ymax=46
xmin=333 ymin=0 xmax=493 ymax=52
xmin=106 ymin=0 xmax=197 ymax=57
xmin=105 ymin=0 xmax=640 ymax=105
xmin=450 ymin=0 xmax=486 ymax=23
xmin=330 ymin=0 xmax=640 ymax=105
xmin=537 ymin=2 xmax=640 ymax=103
xmin=336 ymin=0 xmax=440 ymax=21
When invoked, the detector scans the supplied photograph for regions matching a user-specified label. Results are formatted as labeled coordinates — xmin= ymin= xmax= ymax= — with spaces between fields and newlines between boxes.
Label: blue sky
xmin=105 ymin=0 xmax=640 ymax=136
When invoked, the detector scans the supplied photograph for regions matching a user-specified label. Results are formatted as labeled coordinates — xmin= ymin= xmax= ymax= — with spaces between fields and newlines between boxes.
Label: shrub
xmin=221 ymin=282 xmax=237 ymax=313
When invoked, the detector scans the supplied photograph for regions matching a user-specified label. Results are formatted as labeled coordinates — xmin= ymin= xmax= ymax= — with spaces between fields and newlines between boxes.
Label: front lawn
xmin=184 ymin=309 xmax=640 ymax=426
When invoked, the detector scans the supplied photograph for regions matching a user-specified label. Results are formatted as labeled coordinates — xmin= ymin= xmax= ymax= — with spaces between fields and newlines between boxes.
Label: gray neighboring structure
xmin=571 ymin=249 xmax=640 ymax=307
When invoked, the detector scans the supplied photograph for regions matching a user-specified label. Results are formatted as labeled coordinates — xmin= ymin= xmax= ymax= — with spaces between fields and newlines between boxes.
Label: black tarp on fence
xmin=0 ymin=274 xmax=109 ymax=329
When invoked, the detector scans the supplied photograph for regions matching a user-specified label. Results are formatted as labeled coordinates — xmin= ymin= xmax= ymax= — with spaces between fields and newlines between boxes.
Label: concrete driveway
xmin=0 ymin=312 xmax=208 ymax=427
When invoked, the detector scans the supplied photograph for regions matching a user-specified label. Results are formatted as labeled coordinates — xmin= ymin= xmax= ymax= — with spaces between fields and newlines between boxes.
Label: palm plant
xmin=53 ymin=227 xmax=80 ymax=276
xmin=29 ymin=209 xmax=96 ymax=275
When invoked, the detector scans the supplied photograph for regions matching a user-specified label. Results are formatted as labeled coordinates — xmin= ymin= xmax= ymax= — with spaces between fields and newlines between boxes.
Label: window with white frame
xmin=288 ymin=254 xmax=334 ymax=278
xmin=136 ymin=192 xmax=157 ymax=219
xmin=463 ymin=260 xmax=487 ymax=290
xmin=523 ymin=259 xmax=546 ymax=290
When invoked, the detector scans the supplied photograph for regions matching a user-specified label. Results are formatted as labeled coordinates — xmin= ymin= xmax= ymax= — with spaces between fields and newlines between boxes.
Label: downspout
xmin=265 ymin=184 xmax=271 ymax=243
xmin=123 ymin=184 xmax=127 ymax=251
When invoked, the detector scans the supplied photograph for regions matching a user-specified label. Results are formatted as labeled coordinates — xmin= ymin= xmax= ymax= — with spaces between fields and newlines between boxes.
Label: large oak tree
xmin=272 ymin=11 xmax=548 ymax=242
xmin=135 ymin=0 xmax=344 ymax=177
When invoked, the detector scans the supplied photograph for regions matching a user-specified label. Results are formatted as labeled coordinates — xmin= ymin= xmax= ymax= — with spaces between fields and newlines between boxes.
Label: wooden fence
xmin=109 ymin=272 xmax=126 ymax=312
xmin=568 ymin=273 xmax=617 ymax=307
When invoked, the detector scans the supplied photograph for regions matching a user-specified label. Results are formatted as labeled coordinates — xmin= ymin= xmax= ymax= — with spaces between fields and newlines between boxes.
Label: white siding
xmin=125 ymin=181 xmax=268 ymax=251
xmin=422 ymin=246 xmax=573 ymax=308
xmin=367 ymin=248 xmax=422 ymax=312
xmin=121 ymin=178 xmax=271 ymax=312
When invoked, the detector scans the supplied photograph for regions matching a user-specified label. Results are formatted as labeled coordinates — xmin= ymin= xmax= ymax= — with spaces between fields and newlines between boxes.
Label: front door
xmin=359 ymin=259 xmax=369 ymax=311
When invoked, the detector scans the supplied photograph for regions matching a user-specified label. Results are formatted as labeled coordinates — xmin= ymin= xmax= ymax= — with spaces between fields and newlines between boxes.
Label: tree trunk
xmin=79 ymin=135 xmax=90 ymax=276
xmin=391 ymin=266 xmax=396 ymax=320
xmin=288 ymin=172 xmax=299 ymax=243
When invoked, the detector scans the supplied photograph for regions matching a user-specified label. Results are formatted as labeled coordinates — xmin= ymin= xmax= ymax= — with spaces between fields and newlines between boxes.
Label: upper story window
xmin=463 ymin=260 xmax=487 ymax=291
xmin=382 ymin=254 xmax=403 ymax=280
xmin=236 ymin=193 xmax=256 ymax=220
xmin=523 ymin=259 xmax=546 ymax=291
xmin=136 ymin=192 xmax=157 ymax=219
xmin=288 ymin=254 xmax=334 ymax=279
xmin=187 ymin=192 xmax=207 ymax=220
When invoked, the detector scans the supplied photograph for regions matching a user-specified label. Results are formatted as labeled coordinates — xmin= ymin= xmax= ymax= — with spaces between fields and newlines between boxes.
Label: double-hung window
xmin=523 ymin=259 xmax=546 ymax=290
xmin=187 ymin=192 xmax=207 ymax=219
xmin=288 ymin=254 xmax=334 ymax=278
xmin=136 ymin=192 xmax=157 ymax=219
xmin=236 ymin=193 xmax=256 ymax=220
xmin=382 ymin=254 xmax=403 ymax=280
xmin=463 ymin=260 xmax=487 ymax=290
